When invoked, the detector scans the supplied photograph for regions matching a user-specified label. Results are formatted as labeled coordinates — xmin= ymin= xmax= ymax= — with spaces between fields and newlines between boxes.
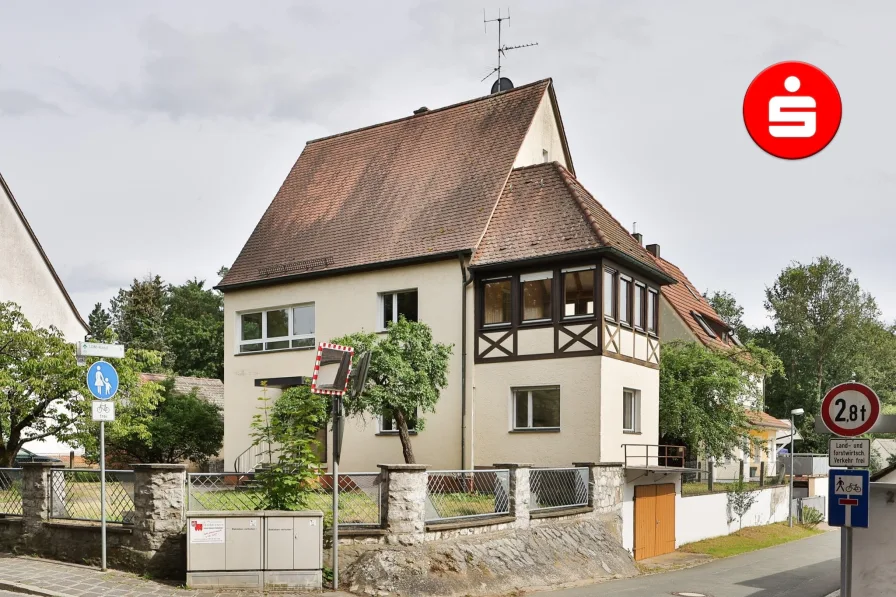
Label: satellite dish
xmin=490 ymin=77 xmax=514 ymax=94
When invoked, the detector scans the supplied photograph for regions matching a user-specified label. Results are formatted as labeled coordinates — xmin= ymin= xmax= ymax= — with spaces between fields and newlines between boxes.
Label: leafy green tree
xmin=0 ymin=302 xmax=82 ymax=466
xmin=110 ymin=275 xmax=168 ymax=354
xmin=707 ymin=290 xmax=752 ymax=342
xmin=164 ymin=279 xmax=224 ymax=379
xmin=87 ymin=303 xmax=112 ymax=340
xmin=93 ymin=377 xmax=223 ymax=465
xmin=757 ymin=257 xmax=896 ymax=451
xmin=660 ymin=340 xmax=782 ymax=460
xmin=332 ymin=318 xmax=453 ymax=464
xmin=250 ymin=385 xmax=329 ymax=510
xmin=727 ymin=478 xmax=759 ymax=529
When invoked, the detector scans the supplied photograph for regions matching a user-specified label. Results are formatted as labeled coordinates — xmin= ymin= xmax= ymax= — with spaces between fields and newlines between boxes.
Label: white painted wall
xmin=513 ymin=89 xmax=569 ymax=170
xmin=600 ymin=357 xmax=659 ymax=464
xmin=675 ymin=485 xmax=790 ymax=546
xmin=852 ymin=483 xmax=896 ymax=595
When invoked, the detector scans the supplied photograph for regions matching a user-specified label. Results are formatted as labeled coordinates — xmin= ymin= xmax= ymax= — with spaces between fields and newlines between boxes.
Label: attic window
xmin=692 ymin=312 xmax=717 ymax=338
xmin=542 ymin=149 xmax=549 ymax=163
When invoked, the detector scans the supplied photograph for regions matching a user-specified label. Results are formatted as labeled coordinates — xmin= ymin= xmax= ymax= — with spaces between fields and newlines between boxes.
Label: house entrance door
xmin=633 ymin=483 xmax=676 ymax=561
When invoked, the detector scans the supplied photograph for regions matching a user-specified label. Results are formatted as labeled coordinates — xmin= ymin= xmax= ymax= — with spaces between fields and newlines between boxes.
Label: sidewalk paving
xmin=0 ymin=554 xmax=348 ymax=597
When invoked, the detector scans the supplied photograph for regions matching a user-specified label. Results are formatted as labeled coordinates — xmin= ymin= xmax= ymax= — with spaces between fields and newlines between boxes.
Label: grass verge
xmin=679 ymin=522 xmax=823 ymax=558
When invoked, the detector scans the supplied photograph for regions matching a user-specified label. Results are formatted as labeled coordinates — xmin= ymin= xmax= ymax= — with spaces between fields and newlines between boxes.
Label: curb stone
xmin=0 ymin=580 xmax=69 ymax=597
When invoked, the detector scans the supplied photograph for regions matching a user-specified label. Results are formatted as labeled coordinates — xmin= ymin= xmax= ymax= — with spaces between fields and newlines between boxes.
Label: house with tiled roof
xmin=218 ymin=78 xmax=679 ymax=489
xmin=650 ymin=246 xmax=787 ymax=480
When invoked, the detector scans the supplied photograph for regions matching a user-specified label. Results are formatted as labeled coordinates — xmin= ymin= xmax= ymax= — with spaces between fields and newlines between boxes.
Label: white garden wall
xmin=676 ymin=485 xmax=790 ymax=547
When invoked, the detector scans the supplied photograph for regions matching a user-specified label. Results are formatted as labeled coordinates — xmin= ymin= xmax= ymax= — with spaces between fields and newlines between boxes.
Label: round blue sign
xmin=86 ymin=361 xmax=119 ymax=400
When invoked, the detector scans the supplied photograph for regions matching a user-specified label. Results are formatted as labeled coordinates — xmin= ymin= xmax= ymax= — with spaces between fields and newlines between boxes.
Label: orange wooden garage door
xmin=634 ymin=484 xmax=676 ymax=561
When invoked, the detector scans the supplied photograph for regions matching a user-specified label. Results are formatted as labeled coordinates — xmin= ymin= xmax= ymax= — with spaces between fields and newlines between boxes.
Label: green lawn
xmin=679 ymin=522 xmax=822 ymax=558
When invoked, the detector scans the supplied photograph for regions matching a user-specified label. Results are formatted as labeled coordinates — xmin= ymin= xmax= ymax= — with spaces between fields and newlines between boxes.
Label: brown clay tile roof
xmin=140 ymin=373 xmax=224 ymax=410
xmin=471 ymin=163 xmax=672 ymax=281
xmin=747 ymin=410 xmax=792 ymax=430
xmin=653 ymin=256 xmax=734 ymax=350
xmin=219 ymin=80 xmax=554 ymax=289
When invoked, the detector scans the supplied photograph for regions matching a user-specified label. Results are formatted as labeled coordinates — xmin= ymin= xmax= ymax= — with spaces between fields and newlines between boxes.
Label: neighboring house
xmin=217 ymin=78 xmax=678 ymax=477
xmin=139 ymin=374 xmax=225 ymax=472
xmin=776 ymin=420 xmax=802 ymax=452
xmin=871 ymin=438 xmax=896 ymax=468
xmin=0 ymin=172 xmax=89 ymax=458
xmin=651 ymin=249 xmax=788 ymax=480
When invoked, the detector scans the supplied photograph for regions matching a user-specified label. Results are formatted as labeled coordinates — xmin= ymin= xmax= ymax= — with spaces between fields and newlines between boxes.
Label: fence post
xmin=20 ymin=462 xmax=57 ymax=545
xmin=708 ymin=461 xmax=714 ymax=493
xmin=378 ymin=464 xmax=428 ymax=546
xmin=493 ymin=463 xmax=531 ymax=529
xmin=759 ymin=461 xmax=766 ymax=487
xmin=131 ymin=464 xmax=187 ymax=577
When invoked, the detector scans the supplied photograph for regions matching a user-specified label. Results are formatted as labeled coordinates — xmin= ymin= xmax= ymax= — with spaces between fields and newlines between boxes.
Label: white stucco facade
xmin=513 ymin=89 xmax=569 ymax=170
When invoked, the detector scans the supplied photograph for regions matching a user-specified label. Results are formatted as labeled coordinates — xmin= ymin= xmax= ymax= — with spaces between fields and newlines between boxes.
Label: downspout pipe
xmin=459 ymin=253 xmax=474 ymax=469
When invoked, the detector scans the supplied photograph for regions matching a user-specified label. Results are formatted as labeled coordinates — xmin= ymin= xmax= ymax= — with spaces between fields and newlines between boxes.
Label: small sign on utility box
xmin=829 ymin=438 xmax=871 ymax=468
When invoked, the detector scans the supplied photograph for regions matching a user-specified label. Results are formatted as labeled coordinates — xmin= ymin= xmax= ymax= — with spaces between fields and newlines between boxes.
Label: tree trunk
xmin=394 ymin=409 xmax=416 ymax=464
xmin=0 ymin=445 xmax=14 ymax=468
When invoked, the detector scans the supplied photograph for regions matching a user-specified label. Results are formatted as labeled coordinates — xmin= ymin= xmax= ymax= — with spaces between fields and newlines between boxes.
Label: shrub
xmin=801 ymin=506 xmax=824 ymax=528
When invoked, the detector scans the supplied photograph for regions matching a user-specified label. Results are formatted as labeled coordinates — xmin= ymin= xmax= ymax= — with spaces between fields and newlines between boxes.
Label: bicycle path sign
xmin=828 ymin=468 xmax=869 ymax=528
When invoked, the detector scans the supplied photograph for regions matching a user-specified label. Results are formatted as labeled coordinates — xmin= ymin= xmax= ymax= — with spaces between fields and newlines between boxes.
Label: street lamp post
xmin=789 ymin=408 xmax=804 ymax=527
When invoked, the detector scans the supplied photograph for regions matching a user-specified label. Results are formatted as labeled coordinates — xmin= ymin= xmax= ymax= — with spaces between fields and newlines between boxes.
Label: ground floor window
xmin=623 ymin=388 xmax=640 ymax=432
xmin=512 ymin=386 xmax=560 ymax=430
xmin=379 ymin=407 xmax=418 ymax=433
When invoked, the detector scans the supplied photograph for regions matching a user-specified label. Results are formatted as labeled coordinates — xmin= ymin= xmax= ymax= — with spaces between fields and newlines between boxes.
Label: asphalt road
xmin=540 ymin=531 xmax=839 ymax=597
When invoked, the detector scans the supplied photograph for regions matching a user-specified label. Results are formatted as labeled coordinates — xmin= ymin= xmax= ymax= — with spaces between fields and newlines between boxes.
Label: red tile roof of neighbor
xmin=219 ymin=80 xmax=555 ymax=289
xmin=472 ymin=162 xmax=668 ymax=279
xmin=748 ymin=410 xmax=792 ymax=430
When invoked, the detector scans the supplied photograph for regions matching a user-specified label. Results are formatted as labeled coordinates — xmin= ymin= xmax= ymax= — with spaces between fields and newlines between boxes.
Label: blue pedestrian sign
xmin=86 ymin=361 xmax=119 ymax=400
xmin=828 ymin=468 xmax=870 ymax=528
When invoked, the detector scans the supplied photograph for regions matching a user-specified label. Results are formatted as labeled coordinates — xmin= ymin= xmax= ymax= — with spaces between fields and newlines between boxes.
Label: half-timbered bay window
xmin=563 ymin=267 xmax=595 ymax=317
xmin=521 ymin=271 xmax=553 ymax=322
xmin=512 ymin=386 xmax=561 ymax=430
xmin=603 ymin=268 xmax=617 ymax=319
xmin=619 ymin=276 xmax=632 ymax=325
xmin=633 ymin=283 xmax=645 ymax=329
xmin=483 ymin=278 xmax=512 ymax=326
xmin=647 ymin=289 xmax=658 ymax=333
xmin=238 ymin=304 xmax=315 ymax=353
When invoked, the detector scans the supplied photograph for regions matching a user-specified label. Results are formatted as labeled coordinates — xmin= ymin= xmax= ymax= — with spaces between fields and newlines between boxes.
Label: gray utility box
xmin=186 ymin=510 xmax=322 ymax=591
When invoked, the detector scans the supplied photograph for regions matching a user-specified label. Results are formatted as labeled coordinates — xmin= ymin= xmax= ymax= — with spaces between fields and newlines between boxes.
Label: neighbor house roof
xmin=140 ymin=374 xmax=224 ymax=410
xmin=219 ymin=79 xmax=560 ymax=290
xmin=0 ymin=172 xmax=88 ymax=332
xmin=747 ymin=410 xmax=792 ymax=430
xmin=472 ymin=162 xmax=673 ymax=282
xmin=653 ymin=256 xmax=734 ymax=350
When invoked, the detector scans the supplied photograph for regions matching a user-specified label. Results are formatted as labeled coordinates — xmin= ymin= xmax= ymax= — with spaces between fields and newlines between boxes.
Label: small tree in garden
xmin=250 ymin=384 xmax=329 ymax=510
xmin=332 ymin=318 xmax=452 ymax=464
xmin=727 ymin=478 xmax=759 ymax=529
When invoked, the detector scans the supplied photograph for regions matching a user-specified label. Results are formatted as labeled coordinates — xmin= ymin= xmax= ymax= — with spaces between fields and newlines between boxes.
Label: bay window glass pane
xmin=633 ymin=286 xmax=644 ymax=328
xmin=514 ymin=391 xmax=529 ymax=429
xmin=564 ymin=270 xmax=594 ymax=317
xmin=521 ymin=272 xmax=552 ymax=321
xmin=647 ymin=291 xmax=656 ymax=332
xmin=623 ymin=391 xmax=634 ymax=430
xmin=483 ymin=280 xmax=512 ymax=325
xmin=241 ymin=312 xmax=262 ymax=341
xmin=266 ymin=309 xmax=289 ymax=338
xmin=397 ymin=290 xmax=418 ymax=322
xmin=603 ymin=270 xmax=616 ymax=318
xmin=619 ymin=278 xmax=631 ymax=324
xmin=531 ymin=388 xmax=560 ymax=428
xmin=293 ymin=305 xmax=315 ymax=336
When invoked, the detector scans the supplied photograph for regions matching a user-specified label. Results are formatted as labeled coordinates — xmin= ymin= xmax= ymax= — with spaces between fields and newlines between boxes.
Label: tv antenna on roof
xmin=481 ymin=8 xmax=538 ymax=88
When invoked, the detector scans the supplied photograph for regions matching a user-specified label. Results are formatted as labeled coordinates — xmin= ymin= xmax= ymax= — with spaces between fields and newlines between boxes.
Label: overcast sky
xmin=2 ymin=1 xmax=893 ymax=328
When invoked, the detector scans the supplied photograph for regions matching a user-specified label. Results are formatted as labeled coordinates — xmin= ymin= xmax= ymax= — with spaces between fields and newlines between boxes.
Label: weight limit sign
xmin=821 ymin=382 xmax=880 ymax=437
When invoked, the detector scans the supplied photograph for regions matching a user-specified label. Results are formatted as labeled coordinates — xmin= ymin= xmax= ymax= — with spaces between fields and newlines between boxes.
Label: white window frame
xmin=236 ymin=303 xmax=315 ymax=354
xmin=511 ymin=386 xmax=561 ymax=430
xmin=618 ymin=275 xmax=632 ymax=325
xmin=378 ymin=408 xmax=418 ymax=434
xmin=378 ymin=288 xmax=418 ymax=331
xmin=623 ymin=388 xmax=640 ymax=433
xmin=646 ymin=288 xmax=658 ymax=333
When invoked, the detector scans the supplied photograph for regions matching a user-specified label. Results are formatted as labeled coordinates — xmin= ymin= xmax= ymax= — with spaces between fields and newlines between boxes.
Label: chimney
xmin=413 ymin=106 xmax=429 ymax=115
xmin=633 ymin=233 xmax=643 ymax=245
xmin=646 ymin=243 xmax=660 ymax=258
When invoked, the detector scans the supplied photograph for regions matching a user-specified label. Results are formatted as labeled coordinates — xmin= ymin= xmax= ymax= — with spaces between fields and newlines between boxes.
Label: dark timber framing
xmin=473 ymin=254 xmax=665 ymax=365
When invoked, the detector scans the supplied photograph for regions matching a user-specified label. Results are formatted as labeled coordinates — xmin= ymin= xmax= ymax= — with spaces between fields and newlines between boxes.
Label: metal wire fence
xmin=49 ymin=469 xmax=136 ymax=524
xmin=187 ymin=472 xmax=382 ymax=526
xmin=425 ymin=469 xmax=510 ymax=522
xmin=0 ymin=469 xmax=23 ymax=516
xmin=529 ymin=467 xmax=590 ymax=512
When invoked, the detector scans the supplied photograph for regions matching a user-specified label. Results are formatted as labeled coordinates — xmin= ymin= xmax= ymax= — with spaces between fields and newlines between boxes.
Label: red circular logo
xmin=743 ymin=61 xmax=842 ymax=159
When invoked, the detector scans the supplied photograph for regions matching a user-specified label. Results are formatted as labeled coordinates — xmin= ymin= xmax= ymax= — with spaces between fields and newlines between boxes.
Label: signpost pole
xmin=332 ymin=397 xmax=339 ymax=590
xmin=100 ymin=420 xmax=107 ymax=572
xmin=841 ymin=525 xmax=852 ymax=597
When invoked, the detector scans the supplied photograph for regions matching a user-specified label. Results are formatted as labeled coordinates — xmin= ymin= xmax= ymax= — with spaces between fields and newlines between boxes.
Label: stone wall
xmin=0 ymin=463 xmax=186 ymax=579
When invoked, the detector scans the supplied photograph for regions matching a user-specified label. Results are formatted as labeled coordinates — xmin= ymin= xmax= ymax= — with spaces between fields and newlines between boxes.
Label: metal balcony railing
xmin=622 ymin=444 xmax=687 ymax=469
